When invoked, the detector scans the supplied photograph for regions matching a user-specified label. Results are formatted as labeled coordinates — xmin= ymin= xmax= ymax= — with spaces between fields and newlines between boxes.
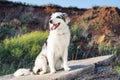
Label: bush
xmin=69 ymin=24 xmax=90 ymax=60
xmin=0 ymin=26 xmax=15 ymax=40
xmin=114 ymin=66 xmax=120 ymax=74
xmin=98 ymin=43 xmax=117 ymax=55
xmin=19 ymin=13 xmax=32 ymax=23
xmin=92 ymin=5 xmax=100 ymax=10
xmin=0 ymin=31 xmax=48 ymax=75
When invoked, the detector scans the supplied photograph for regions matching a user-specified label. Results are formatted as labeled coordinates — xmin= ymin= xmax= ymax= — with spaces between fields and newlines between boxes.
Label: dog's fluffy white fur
xmin=33 ymin=12 xmax=71 ymax=74
xmin=33 ymin=43 xmax=49 ymax=75
xmin=47 ymin=12 xmax=71 ymax=73
xmin=13 ymin=12 xmax=70 ymax=76
xmin=13 ymin=68 xmax=32 ymax=77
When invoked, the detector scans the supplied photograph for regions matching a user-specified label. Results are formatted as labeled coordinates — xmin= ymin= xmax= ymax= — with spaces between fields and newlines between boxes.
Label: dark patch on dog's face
xmin=56 ymin=14 xmax=66 ymax=22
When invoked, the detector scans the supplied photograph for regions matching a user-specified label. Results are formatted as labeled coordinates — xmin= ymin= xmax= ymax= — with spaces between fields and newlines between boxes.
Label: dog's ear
xmin=62 ymin=13 xmax=70 ymax=24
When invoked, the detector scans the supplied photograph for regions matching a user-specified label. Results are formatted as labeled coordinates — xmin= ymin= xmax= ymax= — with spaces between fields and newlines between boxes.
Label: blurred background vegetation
xmin=0 ymin=1 xmax=120 ymax=75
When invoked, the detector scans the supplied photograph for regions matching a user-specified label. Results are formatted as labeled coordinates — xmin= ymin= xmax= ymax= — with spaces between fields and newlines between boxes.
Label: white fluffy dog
xmin=13 ymin=12 xmax=71 ymax=76
xmin=33 ymin=12 xmax=71 ymax=74
xmin=47 ymin=12 xmax=71 ymax=73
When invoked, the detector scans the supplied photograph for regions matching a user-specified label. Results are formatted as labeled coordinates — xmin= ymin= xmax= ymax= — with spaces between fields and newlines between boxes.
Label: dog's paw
xmin=64 ymin=67 xmax=71 ymax=71
xmin=39 ymin=71 xmax=46 ymax=75
xmin=32 ymin=66 xmax=38 ymax=74
xmin=50 ymin=70 xmax=56 ymax=74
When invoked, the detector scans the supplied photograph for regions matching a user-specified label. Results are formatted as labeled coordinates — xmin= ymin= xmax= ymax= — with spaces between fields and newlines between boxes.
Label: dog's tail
xmin=13 ymin=68 xmax=33 ymax=77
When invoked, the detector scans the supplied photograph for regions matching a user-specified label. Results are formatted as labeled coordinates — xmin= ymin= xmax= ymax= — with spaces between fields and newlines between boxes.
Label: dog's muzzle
xmin=50 ymin=22 xmax=60 ymax=30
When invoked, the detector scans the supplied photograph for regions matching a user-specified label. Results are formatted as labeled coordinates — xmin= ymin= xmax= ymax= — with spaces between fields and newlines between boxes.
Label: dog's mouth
xmin=50 ymin=22 xmax=60 ymax=30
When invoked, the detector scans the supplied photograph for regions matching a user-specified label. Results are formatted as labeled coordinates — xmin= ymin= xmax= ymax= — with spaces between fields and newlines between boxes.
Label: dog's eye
xmin=56 ymin=16 xmax=61 ymax=19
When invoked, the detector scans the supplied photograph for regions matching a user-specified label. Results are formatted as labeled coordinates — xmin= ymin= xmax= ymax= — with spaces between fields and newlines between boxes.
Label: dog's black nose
xmin=49 ymin=20 xmax=53 ymax=24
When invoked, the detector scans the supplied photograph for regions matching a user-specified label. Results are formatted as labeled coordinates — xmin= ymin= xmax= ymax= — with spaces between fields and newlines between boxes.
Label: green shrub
xmin=70 ymin=24 xmax=87 ymax=42
xmin=92 ymin=5 xmax=100 ymax=10
xmin=98 ymin=43 xmax=118 ymax=55
xmin=114 ymin=66 xmax=120 ymax=74
xmin=0 ymin=26 xmax=15 ymax=40
xmin=0 ymin=31 xmax=48 ymax=75
xmin=19 ymin=13 xmax=32 ymax=23
xmin=69 ymin=24 xmax=89 ymax=60
xmin=0 ymin=61 xmax=15 ymax=75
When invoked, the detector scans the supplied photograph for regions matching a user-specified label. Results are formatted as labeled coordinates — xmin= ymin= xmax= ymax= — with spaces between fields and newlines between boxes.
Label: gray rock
xmin=0 ymin=55 xmax=119 ymax=80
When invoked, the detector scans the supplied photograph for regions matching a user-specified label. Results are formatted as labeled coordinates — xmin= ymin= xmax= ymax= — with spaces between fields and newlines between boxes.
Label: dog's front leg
xmin=63 ymin=47 xmax=71 ymax=71
xmin=47 ymin=49 xmax=56 ymax=74
xmin=33 ymin=66 xmax=39 ymax=74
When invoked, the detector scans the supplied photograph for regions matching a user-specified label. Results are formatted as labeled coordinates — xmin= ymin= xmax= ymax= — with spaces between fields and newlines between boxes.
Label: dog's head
xmin=49 ymin=12 xmax=70 ymax=30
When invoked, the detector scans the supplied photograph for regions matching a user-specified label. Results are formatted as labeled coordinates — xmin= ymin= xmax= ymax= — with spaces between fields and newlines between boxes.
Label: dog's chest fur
xmin=47 ymin=25 xmax=70 ymax=58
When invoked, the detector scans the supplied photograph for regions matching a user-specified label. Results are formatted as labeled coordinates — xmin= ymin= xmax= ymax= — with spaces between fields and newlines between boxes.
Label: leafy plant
xmin=114 ymin=66 xmax=120 ymax=74
xmin=69 ymin=24 xmax=90 ymax=60
xmin=98 ymin=42 xmax=118 ymax=55
xmin=92 ymin=5 xmax=100 ymax=10
xmin=19 ymin=13 xmax=32 ymax=23
xmin=0 ymin=26 xmax=15 ymax=40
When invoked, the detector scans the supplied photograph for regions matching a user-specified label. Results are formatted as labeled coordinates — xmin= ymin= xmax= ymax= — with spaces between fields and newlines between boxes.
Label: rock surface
xmin=0 ymin=55 xmax=119 ymax=80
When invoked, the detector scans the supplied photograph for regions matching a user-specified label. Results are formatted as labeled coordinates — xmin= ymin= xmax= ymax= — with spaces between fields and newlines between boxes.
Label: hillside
xmin=0 ymin=1 xmax=120 ymax=75
xmin=0 ymin=1 xmax=86 ymax=30
xmin=0 ymin=1 xmax=120 ymax=44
